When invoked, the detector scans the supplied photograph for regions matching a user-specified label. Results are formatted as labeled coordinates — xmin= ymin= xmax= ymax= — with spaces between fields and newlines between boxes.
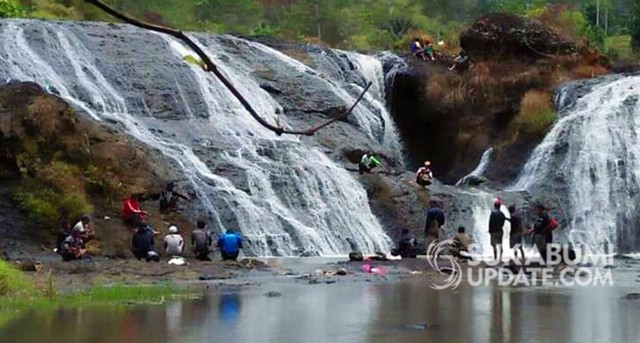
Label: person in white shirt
xmin=72 ymin=215 xmax=94 ymax=241
xmin=164 ymin=225 xmax=185 ymax=256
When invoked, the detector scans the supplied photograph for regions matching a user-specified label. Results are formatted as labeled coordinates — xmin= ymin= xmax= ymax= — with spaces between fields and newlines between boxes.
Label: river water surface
xmin=2 ymin=271 xmax=640 ymax=343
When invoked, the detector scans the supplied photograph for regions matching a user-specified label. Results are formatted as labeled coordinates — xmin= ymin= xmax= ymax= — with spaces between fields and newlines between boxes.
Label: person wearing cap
xmin=72 ymin=214 xmax=94 ymax=242
xmin=416 ymin=161 xmax=434 ymax=187
xmin=488 ymin=198 xmax=506 ymax=262
xmin=164 ymin=225 xmax=185 ymax=256
xmin=60 ymin=225 xmax=88 ymax=261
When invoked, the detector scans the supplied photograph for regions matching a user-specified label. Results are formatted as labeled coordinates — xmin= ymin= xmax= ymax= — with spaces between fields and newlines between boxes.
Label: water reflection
xmin=1 ymin=281 xmax=639 ymax=343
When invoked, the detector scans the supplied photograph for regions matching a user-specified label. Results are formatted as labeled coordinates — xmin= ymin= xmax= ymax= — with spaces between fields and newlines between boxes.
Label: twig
xmin=84 ymin=0 xmax=371 ymax=136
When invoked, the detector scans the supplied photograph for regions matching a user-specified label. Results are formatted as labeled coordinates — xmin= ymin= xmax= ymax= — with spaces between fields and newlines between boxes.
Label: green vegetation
xmin=0 ymin=260 xmax=36 ymax=298
xmin=0 ymin=0 xmax=24 ymax=17
xmin=514 ymin=90 xmax=557 ymax=136
xmin=4 ymin=1 xmax=634 ymax=60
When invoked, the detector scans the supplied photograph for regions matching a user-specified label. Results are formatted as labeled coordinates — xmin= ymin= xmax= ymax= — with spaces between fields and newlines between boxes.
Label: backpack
xmin=546 ymin=218 xmax=559 ymax=232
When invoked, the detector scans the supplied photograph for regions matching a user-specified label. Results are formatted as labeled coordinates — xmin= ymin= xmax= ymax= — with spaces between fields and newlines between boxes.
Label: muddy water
xmin=2 ymin=278 xmax=639 ymax=343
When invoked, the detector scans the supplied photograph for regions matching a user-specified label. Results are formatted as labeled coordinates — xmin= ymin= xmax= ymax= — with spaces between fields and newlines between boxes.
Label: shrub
xmin=0 ymin=0 xmax=23 ymax=18
xmin=513 ymin=90 xmax=556 ymax=136
xmin=0 ymin=260 xmax=35 ymax=297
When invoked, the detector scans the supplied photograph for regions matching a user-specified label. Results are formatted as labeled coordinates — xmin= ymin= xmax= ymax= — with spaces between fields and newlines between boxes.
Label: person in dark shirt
xmin=60 ymin=226 xmax=88 ymax=261
xmin=488 ymin=199 xmax=506 ymax=262
xmin=131 ymin=226 xmax=159 ymax=262
xmin=424 ymin=200 xmax=445 ymax=253
xmin=508 ymin=205 xmax=525 ymax=260
xmin=192 ymin=220 xmax=212 ymax=261
xmin=530 ymin=203 xmax=552 ymax=263
xmin=56 ymin=221 xmax=72 ymax=254
xmin=395 ymin=229 xmax=417 ymax=258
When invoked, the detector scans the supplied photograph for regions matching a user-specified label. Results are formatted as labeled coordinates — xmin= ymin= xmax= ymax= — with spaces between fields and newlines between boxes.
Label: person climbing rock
xmin=424 ymin=200 xmax=445 ymax=252
xmin=450 ymin=226 xmax=473 ymax=261
xmin=416 ymin=161 xmax=434 ymax=187
xmin=122 ymin=194 xmax=148 ymax=229
xmin=508 ymin=205 xmax=526 ymax=260
xmin=164 ymin=225 xmax=185 ymax=256
xmin=449 ymin=49 xmax=470 ymax=72
xmin=60 ymin=226 xmax=88 ymax=261
xmin=410 ymin=38 xmax=427 ymax=61
xmin=131 ymin=225 xmax=160 ymax=262
xmin=192 ymin=220 xmax=213 ymax=261
xmin=359 ymin=152 xmax=382 ymax=174
xmin=159 ymin=182 xmax=191 ymax=214
xmin=218 ymin=229 xmax=243 ymax=261
xmin=488 ymin=199 xmax=506 ymax=262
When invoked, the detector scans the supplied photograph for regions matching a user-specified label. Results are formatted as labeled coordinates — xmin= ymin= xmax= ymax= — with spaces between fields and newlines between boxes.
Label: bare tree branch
xmin=84 ymin=0 xmax=372 ymax=136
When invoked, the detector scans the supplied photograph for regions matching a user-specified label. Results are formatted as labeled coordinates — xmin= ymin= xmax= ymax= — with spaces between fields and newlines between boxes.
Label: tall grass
xmin=0 ymin=260 xmax=36 ymax=298
xmin=513 ymin=90 xmax=556 ymax=136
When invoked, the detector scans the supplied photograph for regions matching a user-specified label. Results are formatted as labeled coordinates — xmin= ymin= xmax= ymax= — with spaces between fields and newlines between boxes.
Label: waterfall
xmin=512 ymin=75 xmax=640 ymax=253
xmin=456 ymin=148 xmax=494 ymax=186
xmin=0 ymin=20 xmax=396 ymax=256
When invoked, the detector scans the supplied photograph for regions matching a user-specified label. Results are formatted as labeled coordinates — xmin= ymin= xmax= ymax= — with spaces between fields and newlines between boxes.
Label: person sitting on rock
xmin=122 ymin=194 xmax=148 ymax=229
xmin=393 ymin=229 xmax=417 ymax=258
xmin=218 ymin=229 xmax=243 ymax=261
xmin=72 ymin=214 xmax=95 ymax=242
xmin=164 ymin=225 xmax=185 ymax=257
xmin=416 ymin=161 xmax=434 ymax=187
xmin=449 ymin=49 xmax=470 ymax=72
xmin=56 ymin=220 xmax=72 ymax=254
xmin=132 ymin=225 xmax=160 ymax=262
xmin=60 ymin=226 xmax=88 ymax=261
xmin=359 ymin=152 xmax=382 ymax=175
xmin=450 ymin=226 xmax=473 ymax=261
xmin=410 ymin=38 xmax=427 ymax=61
xmin=192 ymin=220 xmax=212 ymax=261
xmin=159 ymin=182 xmax=190 ymax=214
xmin=423 ymin=40 xmax=436 ymax=61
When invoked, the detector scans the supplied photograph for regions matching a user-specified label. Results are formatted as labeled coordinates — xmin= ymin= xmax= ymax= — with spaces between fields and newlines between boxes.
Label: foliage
xmin=0 ymin=260 xmax=35 ymax=298
xmin=513 ymin=90 xmax=556 ymax=136
xmin=632 ymin=0 xmax=640 ymax=52
xmin=0 ymin=0 xmax=23 ymax=17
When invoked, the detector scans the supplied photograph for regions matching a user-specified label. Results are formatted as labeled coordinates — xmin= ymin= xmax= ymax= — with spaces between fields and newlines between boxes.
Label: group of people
xmin=56 ymin=215 xmax=94 ymax=261
xmin=488 ymin=200 xmax=558 ymax=262
xmin=122 ymin=193 xmax=244 ymax=263
xmin=409 ymin=37 xmax=471 ymax=73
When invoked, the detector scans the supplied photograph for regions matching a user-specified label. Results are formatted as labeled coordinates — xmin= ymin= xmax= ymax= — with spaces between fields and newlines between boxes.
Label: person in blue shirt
xmin=218 ymin=229 xmax=243 ymax=261
xmin=410 ymin=38 xmax=427 ymax=61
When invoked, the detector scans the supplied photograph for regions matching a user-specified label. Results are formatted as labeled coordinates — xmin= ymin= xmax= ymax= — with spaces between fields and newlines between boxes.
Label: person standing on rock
xmin=159 ymin=182 xmax=191 ymax=214
xmin=507 ymin=205 xmax=525 ymax=261
xmin=359 ymin=152 xmax=381 ymax=174
xmin=488 ymin=199 xmax=506 ymax=262
xmin=192 ymin=220 xmax=213 ymax=261
xmin=528 ymin=203 xmax=557 ymax=264
xmin=424 ymin=200 xmax=445 ymax=253
xmin=218 ymin=229 xmax=243 ymax=261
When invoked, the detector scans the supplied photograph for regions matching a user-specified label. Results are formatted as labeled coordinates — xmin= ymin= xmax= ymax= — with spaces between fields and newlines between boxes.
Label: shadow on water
xmin=1 ymin=280 xmax=639 ymax=343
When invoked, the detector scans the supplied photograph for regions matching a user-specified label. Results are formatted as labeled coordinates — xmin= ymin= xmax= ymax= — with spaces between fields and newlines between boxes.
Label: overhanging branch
xmin=84 ymin=0 xmax=371 ymax=136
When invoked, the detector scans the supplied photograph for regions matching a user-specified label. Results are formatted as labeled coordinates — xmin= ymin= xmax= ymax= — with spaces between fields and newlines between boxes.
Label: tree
xmin=0 ymin=0 xmax=24 ymax=18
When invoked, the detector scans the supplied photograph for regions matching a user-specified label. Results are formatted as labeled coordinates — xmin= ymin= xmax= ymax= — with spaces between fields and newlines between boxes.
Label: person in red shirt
xmin=122 ymin=194 xmax=148 ymax=229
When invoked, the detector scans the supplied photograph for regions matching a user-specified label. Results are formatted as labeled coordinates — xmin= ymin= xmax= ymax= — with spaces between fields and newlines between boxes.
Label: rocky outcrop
xmin=390 ymin=13 xmax=609 ymax=185
xmin=460 ymin=12 xmax=577 ymax=61
xmin=0 ymin=82 xmax=185 ymax=258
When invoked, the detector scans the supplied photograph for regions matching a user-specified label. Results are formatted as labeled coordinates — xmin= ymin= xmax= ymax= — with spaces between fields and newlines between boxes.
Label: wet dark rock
xmin=621 ymin=293 xmax=640 ymax=300
xmin=263 ymin=291 xmax=282 ymax=297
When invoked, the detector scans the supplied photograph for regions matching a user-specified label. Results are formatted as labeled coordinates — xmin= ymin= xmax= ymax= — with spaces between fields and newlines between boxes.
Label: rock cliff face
xmin=389 ymin=13 xmax=609 ymax=185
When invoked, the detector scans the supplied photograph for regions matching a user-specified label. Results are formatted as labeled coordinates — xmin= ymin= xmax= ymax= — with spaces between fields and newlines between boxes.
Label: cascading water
xmin=0 ymin=20 xmax=401 ymax=256
xmin=456 ymin=148 xmax=493 ymax=186
xmin=513 ymin=75 xmax=640 ymax=253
